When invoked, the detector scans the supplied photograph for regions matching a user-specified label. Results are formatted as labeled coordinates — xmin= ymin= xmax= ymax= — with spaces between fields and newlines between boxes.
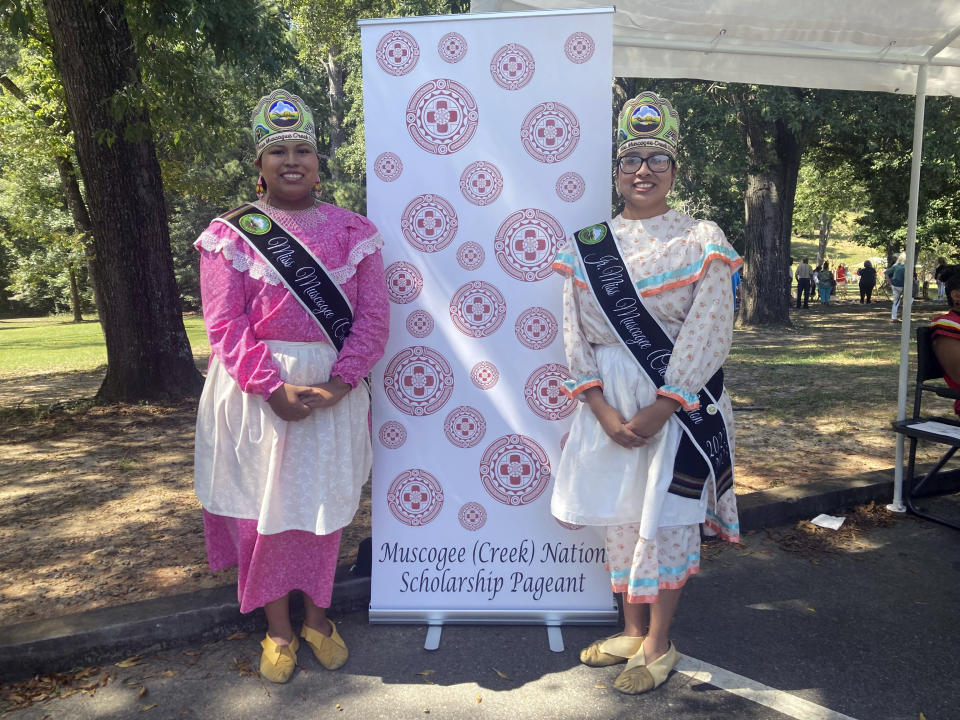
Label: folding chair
xmin=891 ymin=326 xmax=960 ymax=529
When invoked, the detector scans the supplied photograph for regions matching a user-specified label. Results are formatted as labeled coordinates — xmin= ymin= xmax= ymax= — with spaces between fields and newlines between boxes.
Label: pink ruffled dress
xmin=193 ymin=200 xmax=388 ymax=612
xmin=551 ymin=210 xmax=741 ymax=603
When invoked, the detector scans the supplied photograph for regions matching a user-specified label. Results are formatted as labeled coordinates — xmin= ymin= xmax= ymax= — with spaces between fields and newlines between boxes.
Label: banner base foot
xmin=546 ymin=625 xmax=564 ymax=652
xmin=425 ymin=624 xmax=443 ymax=651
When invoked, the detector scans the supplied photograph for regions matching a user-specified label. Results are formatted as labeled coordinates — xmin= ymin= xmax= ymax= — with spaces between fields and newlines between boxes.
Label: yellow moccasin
xmin=300 ymin=619 xmax=348 ymax=670
xmin=613 ymin=641 xmax=680 ymax=695
xmin=259 ymin=633 xmax=299 ymax=684
xmin=580 ymin=633 xmax=646 ymax=667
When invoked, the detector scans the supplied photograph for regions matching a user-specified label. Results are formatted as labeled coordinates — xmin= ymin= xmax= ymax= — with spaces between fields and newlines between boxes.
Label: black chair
xmin=891 ymin=326 xmax=960 ymax=529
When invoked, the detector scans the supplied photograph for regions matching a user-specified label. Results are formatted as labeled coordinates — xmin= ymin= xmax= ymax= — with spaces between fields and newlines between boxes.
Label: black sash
xmin=215 ymin=204 xmax=353 ymax=352
xmin=572 ymin=221 xmax=733 ymax=500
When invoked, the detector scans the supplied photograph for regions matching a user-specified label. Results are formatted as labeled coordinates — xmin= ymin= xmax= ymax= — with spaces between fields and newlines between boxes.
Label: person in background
xmin=886 ymin=253 xmax=907 ymax=321
xmin=795 ymin=257 xmax=813 ymax=309
xmin=192 ymin=89 xmax=389 ymax=684
xmin=931 ymin=266 xmax=960 ymax=416
xmin=935 ymin=256 xmax=948 ymax=302
xmin=818 ymin=260 xmax=835 ymax=305
xmin=732 ymin=270 xmax=742 ymax=312
xmin=835 ymin=263 xmax=848 ymax=300
xmin=857 ymin=260 xmax=877 ymax=304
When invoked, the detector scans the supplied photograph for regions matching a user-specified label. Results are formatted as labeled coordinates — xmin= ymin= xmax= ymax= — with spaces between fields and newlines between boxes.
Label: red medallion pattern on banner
xmin=376 ymin=30 xmax=420 ymax=76
xmin=520 ymin=102 xmax=580 ymax=164
xmin=458 ymin=501 xmax=487 ymax=531
xmin=387 ymin=469 xmax=443 ymax=527
xmin=401 ymin=194 xmax=458 ymax=253
xmin=564 ymin=32 xmax=595 ymax=63
xmin=385 ymin=261 xmax=423 ymax=304
xmin=480 ymin=434 xmax=552 ymax=507
xmin=494 ymin=208 xmax=565 ymax=282
xmin=514 ymin=306 xmax=558 ymax=350
xmin=383 ymin=346 xmax=454 ymax=416
xmin=524 ymin=363 xmax=576 ymax=420
xmin=456 ymin=241 xmax=485 ymax=270
xmin=556 ymin=171 xmax=585 ymax=202
xmin=406 ymin=309 xmax=434 ymax=338
xmin=444 ymin=405 xmax=487 ymax=448
xmin=406 ymin=79 xmax=479 ymax=155
xmin=490 ymin=43 xmax=535 ymax=90
xmin=438 ymin=32 xmax=467 ymax=63
xmin=459 ymin=161 xmax=503 ymax=206
xmin=378 ymin=421 xmax=407 ymax=449
xmin=373 ymin=152 xmax=403 ymax=182
xmin=449 ymin=281 xmax=507 ymax=338
xmin=470 ymin=361 xmax=499 ymax=390
xmin=556 ymin=518 xmax=585 ymax=530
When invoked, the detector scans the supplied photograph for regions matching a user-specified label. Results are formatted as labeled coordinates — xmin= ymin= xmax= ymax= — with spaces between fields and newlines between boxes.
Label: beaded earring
xmin=256 ymin=174 xmax=265 ymax=199
xmin=313 ymin=176 xmax=323 ymax=200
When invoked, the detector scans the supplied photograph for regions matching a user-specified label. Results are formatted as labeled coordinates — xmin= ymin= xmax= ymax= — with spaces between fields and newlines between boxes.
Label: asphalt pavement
xmin=2 ymin=480 xmax=959 ymax=720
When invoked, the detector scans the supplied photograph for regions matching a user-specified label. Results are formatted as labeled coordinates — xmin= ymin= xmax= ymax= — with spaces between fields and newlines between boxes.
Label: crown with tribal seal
xmin=250 ymin=89 xmax=317 ymax=157
xmin=616 ymin=91 xmax=680 ymax=159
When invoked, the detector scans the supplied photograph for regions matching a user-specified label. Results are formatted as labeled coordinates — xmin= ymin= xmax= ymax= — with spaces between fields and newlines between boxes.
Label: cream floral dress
xmin=551 ymin=209 xmax=741 ymax=602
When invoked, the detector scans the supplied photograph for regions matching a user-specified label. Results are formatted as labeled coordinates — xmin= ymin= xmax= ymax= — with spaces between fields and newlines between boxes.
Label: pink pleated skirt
xmin=203 ymin=509 xmax=341 ymax=613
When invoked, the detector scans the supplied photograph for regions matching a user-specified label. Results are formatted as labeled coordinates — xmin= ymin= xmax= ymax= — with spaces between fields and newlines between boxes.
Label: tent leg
xmin=891 ymin=64 xmax=927 ymax=514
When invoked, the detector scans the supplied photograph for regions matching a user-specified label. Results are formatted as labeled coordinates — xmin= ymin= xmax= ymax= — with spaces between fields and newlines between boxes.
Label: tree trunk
xmin=323 ymin=50 xmax=346 ymax=179
xmin=68 ymin=263 xmax=82 ymax=322
xmin=737 ymin=108 xmax=800 ymax=327
xmin=817 ymin=211 xmax=832 ymax=263
xmin=42 ymin=0 xmax=203 ymax=401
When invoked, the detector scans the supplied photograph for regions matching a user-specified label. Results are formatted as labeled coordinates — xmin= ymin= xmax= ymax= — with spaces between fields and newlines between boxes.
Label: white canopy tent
xmin=472 ymin=0 xmax=960 ymax=510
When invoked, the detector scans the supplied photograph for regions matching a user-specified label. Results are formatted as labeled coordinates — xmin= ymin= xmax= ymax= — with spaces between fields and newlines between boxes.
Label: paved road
xmin=4 ymin=509 xmax=958 ymax=720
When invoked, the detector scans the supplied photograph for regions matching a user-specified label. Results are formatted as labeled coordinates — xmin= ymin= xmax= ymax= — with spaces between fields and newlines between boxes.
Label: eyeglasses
xmin=617 ymin=154 xmax=674 ymax=174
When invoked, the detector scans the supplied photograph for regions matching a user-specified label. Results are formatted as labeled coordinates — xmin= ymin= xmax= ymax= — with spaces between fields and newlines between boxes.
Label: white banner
xmin=362 ymin=8 xmax=617 ymax=623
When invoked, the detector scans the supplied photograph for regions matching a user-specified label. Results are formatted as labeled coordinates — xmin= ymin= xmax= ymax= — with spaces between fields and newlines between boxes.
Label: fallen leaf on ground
xmin=492 ymin=667 xmax=511 ymax=680
xmin=476 ymin=694 xmax=482 ymax=704
xmin=417 ymin=669 xmax=437 ymax=676
xmin=182 ymin=650 xmax=201 ymax=657
xmin=226 ymin=632 xmax=247 ymax=641
xmin=595 ymin=684 xmax=607 ymax=689
xmin=160 ymin=670 xmax=179 ymax=678
xmin=116 ymin=656 xmax=142 ymax=668
xmin=138 ymin=704 xmax=158 ymax=712
xmin=137 ymin=686 xmax=147 ymax=699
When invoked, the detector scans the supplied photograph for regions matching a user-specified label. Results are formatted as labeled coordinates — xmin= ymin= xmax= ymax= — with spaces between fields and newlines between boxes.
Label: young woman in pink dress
xmin=193 ymin=89 xmax=388 ymax=683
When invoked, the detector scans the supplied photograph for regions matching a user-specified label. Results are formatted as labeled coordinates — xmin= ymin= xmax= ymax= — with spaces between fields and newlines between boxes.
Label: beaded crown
xmin=250 ymin=89 xmax=317 ymax=157
xmin=616 ymin=91 xmax=680 ymax=159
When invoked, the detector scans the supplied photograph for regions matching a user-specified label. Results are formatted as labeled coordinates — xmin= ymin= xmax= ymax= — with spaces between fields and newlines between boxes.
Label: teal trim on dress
xmin=660 ymin=383 xmax=698 ymax=407
xmin=563 ymin=376 xmax=602 ymax=394
xmin=705 ymin=508 xmax=739 ymax=531
xmin=634 ymin=243 xmax=741 ymax=293
xmin=554 ymin=251 xmax=587 ymax=284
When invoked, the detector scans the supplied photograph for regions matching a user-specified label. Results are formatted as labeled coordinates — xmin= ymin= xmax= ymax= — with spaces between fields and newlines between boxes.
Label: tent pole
xmin=889 ymin=64 xmax=928 ymax=514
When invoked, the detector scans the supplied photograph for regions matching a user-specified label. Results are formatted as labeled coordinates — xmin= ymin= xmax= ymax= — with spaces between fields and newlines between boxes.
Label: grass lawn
xmin=0 ymin=315 xmax=210 ymax=378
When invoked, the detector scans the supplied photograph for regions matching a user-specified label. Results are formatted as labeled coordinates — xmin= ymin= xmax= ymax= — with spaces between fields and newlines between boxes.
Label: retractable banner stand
xmin=361 ymin=8 xmax=617 ymax=639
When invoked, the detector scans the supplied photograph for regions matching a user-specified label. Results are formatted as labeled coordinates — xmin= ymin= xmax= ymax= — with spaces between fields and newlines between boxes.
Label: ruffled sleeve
xmin=196 ymin=222 xmax=285 ymax=400
xmin=553 ymin=238 xmax=603 ymax=399
xmin=657 ymin=222 xmax=741 ymax=410
xmin=330 ymin=216 xmax=389 ymax=388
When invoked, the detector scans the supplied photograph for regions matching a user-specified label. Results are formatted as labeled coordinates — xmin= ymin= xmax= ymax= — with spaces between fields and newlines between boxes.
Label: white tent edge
xmin=469 ymin=1 xmax=960 ymax=512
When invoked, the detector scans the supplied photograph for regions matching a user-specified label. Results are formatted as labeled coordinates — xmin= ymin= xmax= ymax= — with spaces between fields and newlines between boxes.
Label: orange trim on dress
xmin=640 ymin=253 xmax=744 ymax=297
xmin=562 ymin=379 xmax=602 ymax=399
xmin=657 ymin=387 xmax=699 ymax=411
xmin=704 ymin=518 xmax=740 ymax=543
xmin=551 ymin=261 xmax=589 ymax=289
xmin=612 ymin=565 xmax=701 ymax=604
